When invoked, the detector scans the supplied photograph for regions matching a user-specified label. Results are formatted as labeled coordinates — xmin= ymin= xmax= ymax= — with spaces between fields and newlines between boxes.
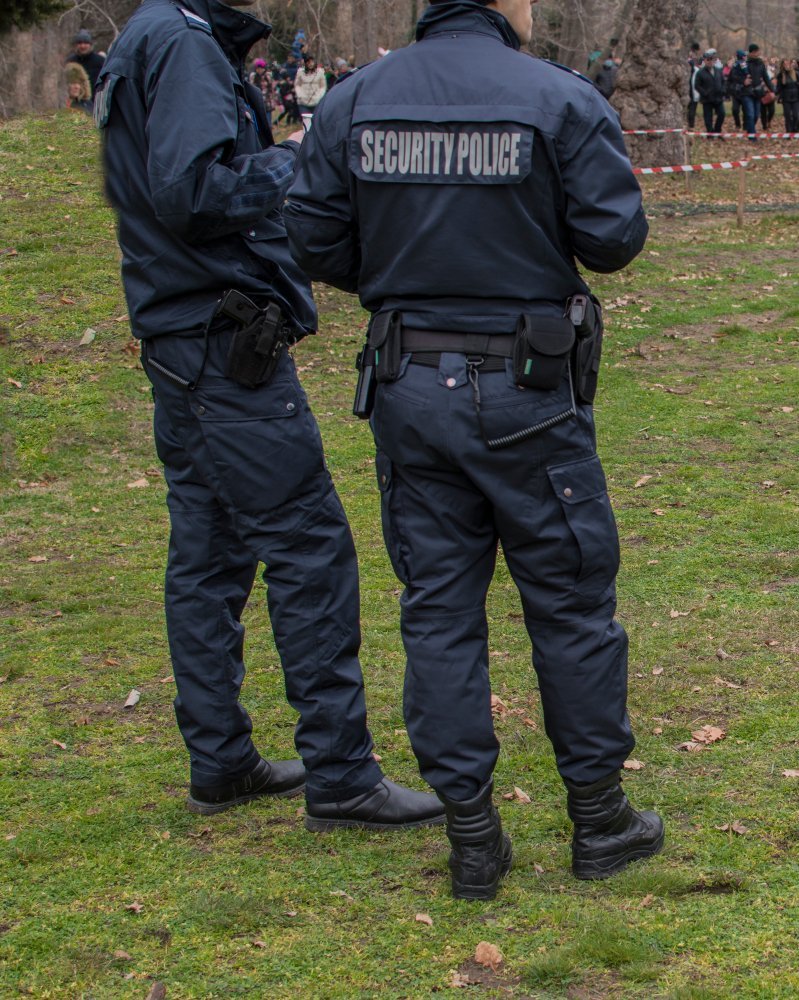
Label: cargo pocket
xmin=547 ymin=454 xmax=620 ymax=602
xmin=375 ymin=450 xmax=411 ymax=586
xmin=193 ymin=380 xmax=323 ymax=512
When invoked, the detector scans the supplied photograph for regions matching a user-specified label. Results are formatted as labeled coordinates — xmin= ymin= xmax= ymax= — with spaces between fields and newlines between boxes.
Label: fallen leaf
xmin=60 ymin=296 xmax=76 ymax=305
xmin=160 ymin=831 xmax=170 ymax=840
xmin=159 ymin=675 xmax=174 ymax=684
xmin=127 ymin=478 xmax=149 ymax=489
xmin=634 ymin=475 xmax=653 ymax=488
xmin=716 ymin=648 xmax=730 ymax=661
xmin=474 ymin=941 xmax=503 ymax=971
xmin=145 ymin=983 xmax=166 ymax=1000
xmin=125 ymin=902 xmax=144 ymax=913
xmin=623 ymin=759 xmax=645 ymax=771
xmin=371 ymin=751 xmax=382 ymax=762
xmin=652 ymin=509 xmax=666 ymax=517
xmin=652 ymin=666 xmax=664 ymax=676
xmin=105 ymin=657 xmax=120 ymax=667
xmin=51 ymin=740 xmax=67 ymax=750
xmin=415 ymin=913 xmax=433 ymax=926
xmin=78 ymin=328 xmax=96 ymax=346
xmin=285 ymin=910 xmax=298 ymax=917
xmin=491 ymin=695 xmax=509 ymax=716
xmin=781 ymin=406 xmax=794 ymax=413
xmin=123 ymin=689 xmax=141 ymax=709
xmin=187 ymin=826 xmax=212 ymax=839
xmin=1 ymin=248 xmax=19 ymax=257
xmin=692 ymin=725 xmax=726 ymax=745
xmin=782 ymin=770 xmax=799 ymax=778
xmin=714 ymin=677 xmax=741 ymax=690
xmin=669 ymin=609 xmax=689 ymax=619
xmin=330 ymin=889 xmax=354 ymax=901
xmin=5 ymin=833 xmax=17 ymax=840
xmin=28 ymin=555 xmax=47 ymax=563
xmin=677 ymin=740 xmax=704 ymax=752
xmin=449 ymin=971 xmax=471 ymax=988
xmin=113 ymin=950 xmax=132 ymax=961
xmin=717 ymin=821 xmax=748 ymax=835
xmin=7 ymin=378 xmax=23 ymax=388
xmin=522 ymin=717 xmax=537 ymax=729
xmin=512 ymin=785 xmax=531 ymax=804
xmin=533 ymin=863 xmax=544 ymax=874
xmin=639 ymin=893 xmax=655 ymax=908
xmin=761 ymin=480 xmax=776 ymax=488
xmin=252 ymin=940 xmax=267 ymax=948
xmin=132 ymin=736 xmax=147 ymax=744
xmin=653 ymin=727 xmax=663 ymax=735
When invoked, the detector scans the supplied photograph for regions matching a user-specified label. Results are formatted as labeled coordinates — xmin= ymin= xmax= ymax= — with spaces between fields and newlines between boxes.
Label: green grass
xmin=1 ymin=112 xmax=798 ymax=998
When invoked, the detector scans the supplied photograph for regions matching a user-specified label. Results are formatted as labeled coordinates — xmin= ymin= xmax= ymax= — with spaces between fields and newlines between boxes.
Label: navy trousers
xmin=142 ymin=332 xmax=383 ymax=802
xmin=371 ymin=354 xmax=634 ymax=801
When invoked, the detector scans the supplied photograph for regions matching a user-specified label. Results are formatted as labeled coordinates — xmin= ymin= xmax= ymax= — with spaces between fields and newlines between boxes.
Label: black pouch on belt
xmin=225 ymin=298 xmax=285 ymax=389
xmin=568 ymin=293 xmax=603 ymax=404
xmin=368 ymin=310 xmax=402 ymax=383
xmin=513 ymin=314 xmax=575 ymax=390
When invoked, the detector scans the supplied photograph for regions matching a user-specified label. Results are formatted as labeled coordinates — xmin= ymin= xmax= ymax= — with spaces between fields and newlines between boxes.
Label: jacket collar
xmin=416 ymin=2 xmax=521 ymax=51
xmin=177 ymin=0 xmax=269 ymax=63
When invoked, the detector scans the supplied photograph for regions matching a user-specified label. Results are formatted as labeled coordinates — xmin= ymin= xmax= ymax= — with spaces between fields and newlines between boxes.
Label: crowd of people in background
xmin=687 ymin=42 xmax=799 ymax=137
xmin=59 ymin=21 xmax=799 ymax=142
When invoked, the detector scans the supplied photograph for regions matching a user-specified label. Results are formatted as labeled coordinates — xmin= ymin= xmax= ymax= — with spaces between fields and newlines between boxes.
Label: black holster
xmin=352 ymin=310 xmax=402 ymax=419
xmin=568 ymin=293 xmax=604 ymax=404
xmin=220 ymin=290 xmax=287 ymax=389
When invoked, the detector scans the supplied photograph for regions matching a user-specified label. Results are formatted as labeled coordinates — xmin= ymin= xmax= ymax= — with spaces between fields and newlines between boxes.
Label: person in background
xmin=274 ymin=69 xmax=299 ymax=125
xmin=695 ymin=49 xmax=726 ymax=135
xmin=249 ymin=57 xmax=276 ymax=126
xmin=293 ymin=53 xmax=327 ymax=116
xmin=65 ymin=62 xmax=93 ymax=114
xmin=66 ymin=28 xmax=105 ymax=99
xmin=332 ymin=57 xmax=355 ymax=87
xmin=686 ymin=41 xmax=702 ymax=127
xmin=594 ymin=58 xmax=618 ymax=100
xmin=738 ymin=43 xmax=774 ymax=139
xmin=776 ymin=57 xmax=799 ymax=133
xmin=727 ymin=49 xmax=749 ymax=130
xmin=760 ymin=53 xmax=776 ymax=130
xmin=283 ymin=52 xmax=299 ymax=81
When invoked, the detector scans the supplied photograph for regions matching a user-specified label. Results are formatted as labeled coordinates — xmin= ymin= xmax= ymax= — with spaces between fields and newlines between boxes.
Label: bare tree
xmin=613 ymin=0 xmax=700 ymax=165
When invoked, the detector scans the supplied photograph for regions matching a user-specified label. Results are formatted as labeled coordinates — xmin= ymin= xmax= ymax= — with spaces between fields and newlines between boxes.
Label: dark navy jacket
xmin=284 ymin=5 xmax=647 ymax=333
xmin=96 ymin=0 xmax=316 ymax=339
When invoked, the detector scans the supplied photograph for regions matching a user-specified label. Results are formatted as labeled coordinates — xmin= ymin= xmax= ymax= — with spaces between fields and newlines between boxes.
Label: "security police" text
xmin=359 ymin=128 xmax=524 ymax=179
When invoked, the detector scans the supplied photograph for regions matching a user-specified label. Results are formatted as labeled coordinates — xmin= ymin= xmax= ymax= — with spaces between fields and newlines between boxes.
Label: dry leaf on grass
xmin=716 ymin=648 xmax=730 ymax=660
xmin=506 ymin=786 xmax=531 ymax=804
xmin=634 ymin=475 xmax=653 ymax=488
xmin=78 ymin=328 xmax=96 ymax=346
xmin=124 ymin=902 xmax=143 ymax=913
xmin=639 ymin=894 xmax=655 ymax=908
xmin=782 ymin=770 xmax=799 ymax=778
xmin=474 ymin=941 xmax=503 ymax=971
xmin=652 ymin=666 xmax=664 ymax=676
xmin=51 ymin=740 xmax=67 ymax=750
xmin=677 ymin=741 xmax=704 ymax=752
xmin=127 ymin=478 xmax=149 ymax=489
xmin=252 ymin=940 xmax=267 ymax=948
xmin=28 ymin=555 xmax=47 ymax=563
xmin=714 ymin=677 xmax=741 ymax=689
xmin=123 ymin=689 xmax=141 ymax=709
xmin=112 ymin=950 xmax=132 ymax=961
xmin=415 ymin=913 xmax=433 ymax=926
xmin=449 ymin=971 xmax=471 ymax=988
xmin=490 ymin=695 xmax=508 ymax=716
xmin=623 ymin=759 xmax=645 ymax=771
xmin=145 ymin=983 xmax=166 ymax=1000
xmin=692 ymin=725 xmax=726 ymax=745
xmin=717 ymin=820 xmax=748 ymax=835
xmin=7 ymin=378 xmax=23 ymax=388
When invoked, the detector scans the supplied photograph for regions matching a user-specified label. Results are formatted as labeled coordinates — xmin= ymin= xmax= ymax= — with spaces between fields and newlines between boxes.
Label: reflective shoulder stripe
xmin=177 ymin=6 xmax=213 ymax=33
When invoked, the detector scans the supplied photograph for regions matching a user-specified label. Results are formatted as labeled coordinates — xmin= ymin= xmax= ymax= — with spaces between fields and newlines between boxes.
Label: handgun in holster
xmin=352 ymin=310 xmax=402 ymax=418
xmin=219 ymin=289 xmax=286 ymax=389
xmin=567 ymin=293 xmax=603 ymax=404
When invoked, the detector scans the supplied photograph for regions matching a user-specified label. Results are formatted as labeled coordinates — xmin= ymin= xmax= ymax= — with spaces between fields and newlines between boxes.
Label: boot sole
xmin=304 ymin=813 xmax=446 ymax=832
xmin=452 ymin=850 xmax=514 ymax=901
xmin=186 ymin=782 xmax=305 ymax=815
xmin=572 ymin=829 xmax=665 ymax=880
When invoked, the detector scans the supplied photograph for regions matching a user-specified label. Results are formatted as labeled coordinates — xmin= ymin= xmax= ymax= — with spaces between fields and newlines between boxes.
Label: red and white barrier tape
xmin=623 ymin=128 xmax=799 ymax=139
xmin=634 ymin=151 xmax=799 ymax=175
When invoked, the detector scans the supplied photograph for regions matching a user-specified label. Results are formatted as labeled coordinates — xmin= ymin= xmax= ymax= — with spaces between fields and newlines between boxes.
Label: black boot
xmin=187 ymin=756 xmax=306 ymax=815
xmin=304 ymin=778 xmax=445 ymax=831
xmin=566 ymin=772 xmax=664 ymax=880
xmin=439 ymin=781 xmax=513 ymax=901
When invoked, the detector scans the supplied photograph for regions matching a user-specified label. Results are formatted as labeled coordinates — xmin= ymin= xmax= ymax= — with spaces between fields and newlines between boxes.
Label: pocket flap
xmin=521 ymin=316 xmax=576 ymax=357
xmin=547 ymin=454 xmax=607 ymax=504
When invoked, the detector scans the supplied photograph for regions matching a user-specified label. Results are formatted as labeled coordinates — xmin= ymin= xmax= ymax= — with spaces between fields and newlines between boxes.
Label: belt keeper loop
xmin=464 ymin=333 xmax=491 ymax=355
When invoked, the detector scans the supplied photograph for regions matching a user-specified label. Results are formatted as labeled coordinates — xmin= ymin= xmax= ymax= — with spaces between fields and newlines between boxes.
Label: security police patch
xmin=350 ymin=123 xmax=533 ymax=184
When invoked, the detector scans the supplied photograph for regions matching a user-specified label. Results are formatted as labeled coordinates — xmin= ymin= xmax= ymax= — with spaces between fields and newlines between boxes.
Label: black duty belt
xmin=402 ymin=329 xmax=515 ymax=371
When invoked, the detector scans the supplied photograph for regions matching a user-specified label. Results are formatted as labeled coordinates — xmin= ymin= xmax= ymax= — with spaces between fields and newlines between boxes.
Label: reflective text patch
xmin=350 ymin=123 xmax=533 ymax=184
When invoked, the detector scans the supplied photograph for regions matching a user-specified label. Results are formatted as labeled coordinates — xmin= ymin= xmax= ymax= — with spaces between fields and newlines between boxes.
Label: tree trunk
xmin=335 ymin=0 xmax=354 ymax=62
xmin=612 ymin=0 xmax=700 ymax=166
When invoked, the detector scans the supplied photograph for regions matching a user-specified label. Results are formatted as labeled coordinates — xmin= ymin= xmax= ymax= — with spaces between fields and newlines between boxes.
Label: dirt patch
xmin=453 ymin=958 xmax=521 ymax=992
xmin=566 ymin=973 xmax=626 ymax=999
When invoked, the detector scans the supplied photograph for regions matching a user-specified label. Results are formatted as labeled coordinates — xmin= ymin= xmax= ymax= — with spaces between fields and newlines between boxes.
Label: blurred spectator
xmin=274 ymin=70 xmax=299 ymax=126
xmin=248 ymin=57 xmax=277 ymax=127
xmin=687 ymin=42 xmax=702 ymax=127
xmin=695 ymin=49 xmax=726 ymax=134
xmin=283 ymin=53 xmax=299 ymax=81
xmin=331 ymin=57 xmax=355 ymax=87
xmin=776 ymin=58 xmax=799 ymax=133
xmin=727 ymin=49 xmax=749 ymax=129
xmin=594 ymin=58 xmax=618 ymax=100
xmin=66 ymin=29 xmax=104 ymax=98
xmin=65 ymin=63 xmax=93 ymax=114
xmin=294 ymin=53 xmax=327 ymax=116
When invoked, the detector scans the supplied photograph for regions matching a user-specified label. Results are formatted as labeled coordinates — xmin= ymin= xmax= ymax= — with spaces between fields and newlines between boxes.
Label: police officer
xmin=94 ymin=0 xmax=444 ymax=832
xmin=285 ymin=0 xmax=664 ymax=899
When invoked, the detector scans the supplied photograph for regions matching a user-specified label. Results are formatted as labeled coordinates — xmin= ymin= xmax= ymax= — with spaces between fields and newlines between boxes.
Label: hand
xmin=288 ymin=130 xmax=305 ymax=144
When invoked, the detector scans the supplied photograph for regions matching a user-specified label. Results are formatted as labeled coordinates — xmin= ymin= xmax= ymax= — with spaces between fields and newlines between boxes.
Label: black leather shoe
xmin=304 ymin=778 xmax=445 ymax=831
xmin=187 ymin=757 xmax=306 ymax=815
xmin=440 ymin=780 xmax=513 ymax=901
xmin=566 ymin=772 xmax=664 ymax=880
